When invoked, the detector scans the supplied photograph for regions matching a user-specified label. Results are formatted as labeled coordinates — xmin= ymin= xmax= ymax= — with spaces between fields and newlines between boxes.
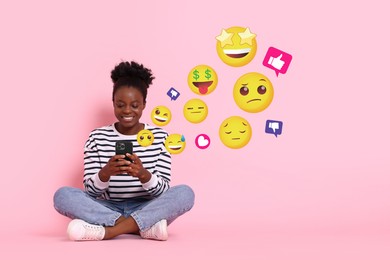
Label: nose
xmin=123 ymin=105 xmax=132 ymax=114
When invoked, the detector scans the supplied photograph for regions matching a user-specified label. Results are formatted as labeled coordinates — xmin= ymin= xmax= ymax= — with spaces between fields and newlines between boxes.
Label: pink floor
xmin=4 ymin=220 xmax=389 ymax=259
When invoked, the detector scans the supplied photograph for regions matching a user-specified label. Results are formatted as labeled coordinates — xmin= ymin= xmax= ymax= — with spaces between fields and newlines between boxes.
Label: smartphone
xmin=115 ymin=140 xmax=133 ymax=162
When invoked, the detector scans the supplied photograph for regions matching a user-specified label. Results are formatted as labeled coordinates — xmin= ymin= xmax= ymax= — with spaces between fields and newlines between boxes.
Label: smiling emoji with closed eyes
xmin=165 ymin=134 xmax=186 ymax=154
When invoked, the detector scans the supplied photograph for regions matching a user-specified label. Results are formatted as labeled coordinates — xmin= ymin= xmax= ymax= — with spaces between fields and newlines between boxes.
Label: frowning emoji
xmin=233 ymin=72 xmax=274 ymax=113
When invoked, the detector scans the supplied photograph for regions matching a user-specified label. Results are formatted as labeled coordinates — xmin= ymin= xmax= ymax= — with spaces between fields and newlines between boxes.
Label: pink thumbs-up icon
xmin=263 ymin=47 xmax=292 ymax=77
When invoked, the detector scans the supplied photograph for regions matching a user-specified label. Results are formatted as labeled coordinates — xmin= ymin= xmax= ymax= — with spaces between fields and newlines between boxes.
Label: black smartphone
xmin=115 ymin=140 xmax=133 ymax=162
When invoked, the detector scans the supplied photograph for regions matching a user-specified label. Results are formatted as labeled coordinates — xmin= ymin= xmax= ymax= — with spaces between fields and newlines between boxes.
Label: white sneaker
xmin=67 ymin=219 xmax=105 ymax=241
xmin=140 ymin=219 xmax=168 ymax=241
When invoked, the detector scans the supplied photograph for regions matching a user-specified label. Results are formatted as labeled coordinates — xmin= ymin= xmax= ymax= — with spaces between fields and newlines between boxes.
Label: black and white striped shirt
xmin=83 ymin=124 xmax=171 ymax=201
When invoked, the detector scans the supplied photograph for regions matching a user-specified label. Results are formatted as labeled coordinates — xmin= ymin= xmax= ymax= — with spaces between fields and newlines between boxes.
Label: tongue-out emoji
xmin=188 ymin=64 xmax=218 ymax=95
xmin=193 ymin=81 xmax=213 ymax=94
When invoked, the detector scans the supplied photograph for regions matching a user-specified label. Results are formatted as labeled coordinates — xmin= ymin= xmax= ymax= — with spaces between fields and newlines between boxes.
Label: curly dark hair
xmin=110 ymin=61 xmax=155 ymax=102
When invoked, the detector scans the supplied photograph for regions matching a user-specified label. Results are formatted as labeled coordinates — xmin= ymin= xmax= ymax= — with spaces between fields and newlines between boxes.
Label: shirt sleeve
xmin=83 ymin=134 xmax=109 ymax=197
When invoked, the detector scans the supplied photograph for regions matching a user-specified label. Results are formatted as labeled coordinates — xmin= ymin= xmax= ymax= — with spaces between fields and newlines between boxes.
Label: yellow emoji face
xmin=151 ymin=106 xmax=172 ymax=126
xmin=137 ymin=129 xmax=154 ymax=147
xmin=219 ymin=116 xmax=252 ymax=149
xmin=183 ymin=98 xmax=208 ymax=124
xmin=187 ymin=65 xmax=218 ymax=95
xmin=165 ymin=134 xmax=186 ymax=154
xmin=233 ymin=72 xmax=274 ymax=113
xmin=216 ymin=26 xmax=257 ymax=67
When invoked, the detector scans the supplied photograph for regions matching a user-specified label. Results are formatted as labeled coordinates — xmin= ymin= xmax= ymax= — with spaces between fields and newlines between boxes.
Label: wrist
xmin=138 ymin=169 xmax=152 ymax=183
xmin=98 ymin=169 xmax=110 ymax=182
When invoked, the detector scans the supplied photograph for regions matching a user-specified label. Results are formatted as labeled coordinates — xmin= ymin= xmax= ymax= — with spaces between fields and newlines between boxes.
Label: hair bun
xmin=110 ymin=61 xmax=154 ymax=86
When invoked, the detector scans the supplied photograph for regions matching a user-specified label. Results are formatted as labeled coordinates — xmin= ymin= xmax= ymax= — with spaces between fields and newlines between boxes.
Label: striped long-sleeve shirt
xmin=83 ymin=123 xmax=171 ymax=201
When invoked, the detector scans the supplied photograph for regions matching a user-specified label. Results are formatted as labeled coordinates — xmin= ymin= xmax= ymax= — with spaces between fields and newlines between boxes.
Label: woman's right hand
xmin=98 ymin=155 xmax=132 ymax=182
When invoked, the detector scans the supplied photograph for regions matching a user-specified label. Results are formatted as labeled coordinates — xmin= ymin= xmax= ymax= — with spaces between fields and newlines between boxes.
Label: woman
xmin=53 ymin=61 xmax=195 ymax=241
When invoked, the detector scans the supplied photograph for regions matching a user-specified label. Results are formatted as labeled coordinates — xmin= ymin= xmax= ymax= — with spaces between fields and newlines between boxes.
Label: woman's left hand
xmin=126 ymin=153 xmax=152 ymax=183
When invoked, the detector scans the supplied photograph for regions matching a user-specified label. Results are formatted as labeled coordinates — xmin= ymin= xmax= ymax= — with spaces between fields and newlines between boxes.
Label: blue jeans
xmin=53 ymin=185 xmax=195 ymax=231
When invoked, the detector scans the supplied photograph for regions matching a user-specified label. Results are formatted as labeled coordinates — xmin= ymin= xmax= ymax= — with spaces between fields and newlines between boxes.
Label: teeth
xmin=223 ymin=48 xmax=251 ymax=54
xmin=123 ymin=116 xmax=134 ymax=120
xmin=154 ymin=115 xmax=167 ymax=121
xmin=169 ymin=145 xmax=182 ymax=150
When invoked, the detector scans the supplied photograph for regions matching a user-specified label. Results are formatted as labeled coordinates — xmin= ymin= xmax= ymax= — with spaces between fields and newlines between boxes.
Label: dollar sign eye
xmin=258 ymin=85 xmax=266 ymax=94
xmin=240 ymin=86 xmax=249 ymax=96
xmin=155 ymin=109 xmax=160 ymax=115
xmin=192 ymin=69 xmax=200 ymax=81
xmin=204 ymin=69 xmax=212 ymax=80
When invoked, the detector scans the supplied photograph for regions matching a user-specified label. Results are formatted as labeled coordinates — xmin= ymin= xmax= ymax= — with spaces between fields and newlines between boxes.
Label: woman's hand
xmin=98 ymin=155 xmax=132 ymax=182
xmin=126 ymin=153 xmax=152 ymax=183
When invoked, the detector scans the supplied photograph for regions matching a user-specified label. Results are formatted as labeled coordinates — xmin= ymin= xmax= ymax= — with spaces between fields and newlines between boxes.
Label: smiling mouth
xmin=122 ymin=116 xmax=134 ymax=121
xmin=169 ymin=145 xmax=182 ymax=150
xmin=192 ymin=81 xmax=213 ymax=94
xmin=247 ymin=99 xmax=261 ymax=103
xmin=154 ymin=115 xmax=167 ymax=122
xmin=224 ymin=48 xmax=251 ymax=58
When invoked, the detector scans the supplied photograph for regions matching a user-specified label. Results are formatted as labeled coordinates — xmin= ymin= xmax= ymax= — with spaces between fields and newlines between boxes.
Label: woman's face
xmin=113 ymin=86 xmax=145 ymax=134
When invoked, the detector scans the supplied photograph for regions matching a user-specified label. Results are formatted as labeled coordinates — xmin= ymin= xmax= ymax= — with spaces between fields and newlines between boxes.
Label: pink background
xmin=1 ymin=0 xmax=389 ymax=259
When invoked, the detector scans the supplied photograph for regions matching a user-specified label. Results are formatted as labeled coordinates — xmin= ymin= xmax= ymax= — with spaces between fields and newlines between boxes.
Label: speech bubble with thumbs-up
xmin=262 ymin=47 xmax=292 ymax=77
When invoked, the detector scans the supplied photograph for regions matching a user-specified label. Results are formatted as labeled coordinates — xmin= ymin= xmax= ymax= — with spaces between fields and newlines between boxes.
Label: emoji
xmin=187 ymin=65 xmax=218 ymax=95
xmin=165 ymin=134 xmax=186 ymax=154
xmin=195 ymin=134 xmax=210 ymax=149
xmin=233 ymin=72 xmax=274 ymax=113
xmin=151 ymin=106 xmax=172 ymax=126
xmin=219 ymin=116 xmax=252 ymax=149
xmin=216 ymin=26 xmax=257 ymax=67
xmin=137 ymin=129 xmax=155 ymax=147
xmin=183 ymin=98 xmax=208 ymax=124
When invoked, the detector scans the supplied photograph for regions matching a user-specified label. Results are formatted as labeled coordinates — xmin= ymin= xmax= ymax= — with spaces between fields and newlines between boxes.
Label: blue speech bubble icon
xmin=265 ymin=120 xmax=283 ymax=137
xmin=167 ymin=87 xmax=180 ymax=101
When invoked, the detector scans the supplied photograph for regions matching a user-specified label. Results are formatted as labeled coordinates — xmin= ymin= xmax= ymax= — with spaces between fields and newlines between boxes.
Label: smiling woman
xmin=53 ymin=61 xmax=195 ymax=242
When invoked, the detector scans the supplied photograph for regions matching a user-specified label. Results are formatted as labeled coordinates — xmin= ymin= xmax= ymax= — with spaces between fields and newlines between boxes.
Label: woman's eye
xmin=258 ymin=85 xmax=266 ymax=94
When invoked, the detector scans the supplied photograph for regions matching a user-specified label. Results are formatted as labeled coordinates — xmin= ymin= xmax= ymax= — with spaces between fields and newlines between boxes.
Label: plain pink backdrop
xmin=1 ymin=0 xmax=389 ymax=259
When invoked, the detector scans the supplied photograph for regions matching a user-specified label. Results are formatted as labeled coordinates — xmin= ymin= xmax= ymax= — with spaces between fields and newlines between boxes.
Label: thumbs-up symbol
xmin=268 ymin=54 xmax=285 ymax=70
xmin=262 ymin=47 xmax=293 ymax=77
